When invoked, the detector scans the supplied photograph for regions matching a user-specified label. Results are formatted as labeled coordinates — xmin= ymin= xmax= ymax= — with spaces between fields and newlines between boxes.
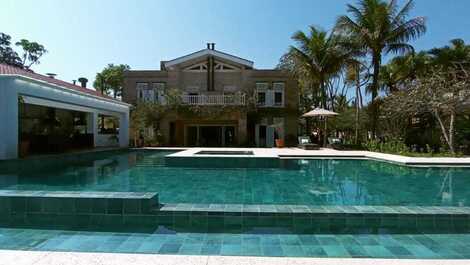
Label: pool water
xmin=2 ymin=150 xmax=470 ymax=259
xmin=0 ymin=150 xmax=469 ymax=206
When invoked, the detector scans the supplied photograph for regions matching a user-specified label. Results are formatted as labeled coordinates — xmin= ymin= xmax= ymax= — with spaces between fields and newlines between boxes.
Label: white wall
xmin=0 ymin=76 xmax=130 ymax=160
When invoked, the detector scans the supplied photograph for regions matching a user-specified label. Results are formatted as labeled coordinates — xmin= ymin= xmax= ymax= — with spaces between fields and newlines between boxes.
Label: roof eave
xmin=1 ymin=74 xmax=132 ymax=108
xmin=163 ymin=49 xmax=254 ymax=69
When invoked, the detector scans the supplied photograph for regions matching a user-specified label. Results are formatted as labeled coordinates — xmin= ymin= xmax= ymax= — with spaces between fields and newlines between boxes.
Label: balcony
xmin=181 ymin=93 xmax=246 ymax=106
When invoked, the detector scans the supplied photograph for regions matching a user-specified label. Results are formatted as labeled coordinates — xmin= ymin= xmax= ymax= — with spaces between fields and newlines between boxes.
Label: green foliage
xmin=0 ymin=33 xmax=46 ymax=69
xmin=336 ymin=0 xmax=426 ymax=134
xmin=94 ymin=64 xmax=130 ymax=98
xmin=281 ymin=25 xmax=358 ymax=108
xmin=363 ymin=138 xmax=410 ymax=155
xmin=15 ymin=39 xmax=47 ymax=69
xmin=0 ymin=33 xmax=22 ymax=67
xmin=130 ymin=102 xmax=167 ymax=147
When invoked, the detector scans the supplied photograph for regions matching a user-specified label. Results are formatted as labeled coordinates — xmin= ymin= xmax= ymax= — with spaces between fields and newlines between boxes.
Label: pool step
xmin=0 ymin=190 xmax=159 ymax=227
xmin=153 ymin=203 xmax=470 ymax=233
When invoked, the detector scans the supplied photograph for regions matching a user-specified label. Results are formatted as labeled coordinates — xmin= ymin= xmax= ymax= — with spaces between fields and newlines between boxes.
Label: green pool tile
xmin=262 ymin=244 xmax=283 ymax=256
xmin=123 ymin=200 xmax=141 ymax=214
xmin=386 ymin=246 xmax=413 ymax=257
xmin=200 ymin=243 xmax=221 ymax=255
xmin=242 ymin=243 xmax=262 ymax=256
xmin=404 ymin=245 xmax=440 ymax=258
xmin=354 ymin=235 xmax=380 ymax=246
xmin=221 ymin=244 xmax=242 ymax=255
xmin=363 ymin=245 xmax=394 ymax=258
xmin=344 ymin=245 xmax=369 ymax=257
xmin=223 ymin=234 xmax=242 ymax=245
xmin=178 ymin=243 xmax=202 ymax=255
xmin=158 ymin=243 xmax=182 ymax=254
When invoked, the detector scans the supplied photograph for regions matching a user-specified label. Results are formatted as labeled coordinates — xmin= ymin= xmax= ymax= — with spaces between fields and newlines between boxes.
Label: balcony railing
xmin=181 ymin=93 xmax=246 ymax=106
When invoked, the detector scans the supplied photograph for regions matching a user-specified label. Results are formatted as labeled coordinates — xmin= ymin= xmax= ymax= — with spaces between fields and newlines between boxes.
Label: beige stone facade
xmin=122 ymin=45 xmax=299 ymax=147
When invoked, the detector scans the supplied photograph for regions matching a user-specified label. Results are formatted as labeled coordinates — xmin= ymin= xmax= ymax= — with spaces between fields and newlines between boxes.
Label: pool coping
xmin=2 ymin=249 xmax=470 ymax=265
xmin=158 ymin=203 xmax=470 ymax=216
xmin=147 ymin=147 xmax=470 ymax=167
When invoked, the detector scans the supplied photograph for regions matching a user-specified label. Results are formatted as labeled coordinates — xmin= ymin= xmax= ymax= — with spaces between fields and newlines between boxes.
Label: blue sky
xmin=2 ymin=0 xmax=469 ymax=88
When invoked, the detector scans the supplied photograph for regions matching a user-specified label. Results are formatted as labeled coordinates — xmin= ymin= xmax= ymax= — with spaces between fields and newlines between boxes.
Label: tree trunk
xmin=370 ymin=54 xmax=381 ymax=139
xmin=449 ymin=112 xmax=455 ymax=154
xmin=355 ymin=69 xmax=360 ymax=144
xmin=320 ymin=80 xmax=327 ymax=109
xmin=434 ymin=109 xmax=455 ymax=154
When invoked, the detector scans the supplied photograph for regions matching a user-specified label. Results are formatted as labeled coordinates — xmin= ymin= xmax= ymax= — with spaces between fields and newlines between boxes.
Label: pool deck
xmin=2 ymin=250 xmax=470 ymax=265
xmin=160 ymin=147 xmax=470 ymax=167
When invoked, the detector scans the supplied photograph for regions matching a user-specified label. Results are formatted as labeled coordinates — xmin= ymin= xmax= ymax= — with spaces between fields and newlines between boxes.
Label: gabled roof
xmin=162 ymin=48 xmax=254 ymax=69
xmin=0 ymin=63 xmax=129 ymax=105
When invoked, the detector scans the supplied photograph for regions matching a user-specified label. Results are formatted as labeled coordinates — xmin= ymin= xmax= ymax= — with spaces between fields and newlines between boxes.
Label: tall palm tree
xmin=287 ymin=26 xmax=356 ymax=109
xmin=336 ymin=0 xmax=426 ymax=136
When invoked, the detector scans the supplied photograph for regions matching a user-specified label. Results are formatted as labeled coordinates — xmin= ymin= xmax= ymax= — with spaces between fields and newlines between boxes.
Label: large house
xmin=123 ymin=44 xmax=299 ymax=147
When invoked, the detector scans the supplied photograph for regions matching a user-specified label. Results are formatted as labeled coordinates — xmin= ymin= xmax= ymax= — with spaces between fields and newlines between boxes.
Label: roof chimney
xmin=211 ymin=43 xmax=215 ymax=50
xmin=78 ymin=77 xmax=88 ymax=88
xmin=46 ymin=73 xmax=56 ymax=79
xmin=72 ymin=80 xmax=77 ymax=85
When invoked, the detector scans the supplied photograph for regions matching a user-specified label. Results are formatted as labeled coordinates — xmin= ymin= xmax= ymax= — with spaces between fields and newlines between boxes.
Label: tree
xmin=379 ymin=52 xmax=429 ymax=93
xmin=336 ymin=0 xmax=426 ymax=136
xmin=284 ymin=26 xmax=357 ymax=109
xmin=94 ymin=64 xmax=130 ymax=98
xmin=0 ymin=33 xmax=22 ymax=67
xmin=383 ymin=65 xmax=469 ymax=154
xmin=15 ymin=39 xmax=47 ymax=69
xmin=428 ymin=39 xmax=470 ymax=68
xmin=345 ymin=60 xmax=370 ymax=143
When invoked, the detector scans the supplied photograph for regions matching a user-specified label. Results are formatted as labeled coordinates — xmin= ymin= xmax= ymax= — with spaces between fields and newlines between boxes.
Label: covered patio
xmin=0 ymin=64 xmax=131 ymax=159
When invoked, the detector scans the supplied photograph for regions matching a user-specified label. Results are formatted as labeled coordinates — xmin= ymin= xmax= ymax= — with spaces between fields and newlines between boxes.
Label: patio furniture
xmin=302 ymin=108 xmax=338 ymax=147
xmin=328 ymin=137 xmax=345 ymax=150
xmin=298 ymin=136 xmax=320 ymax=150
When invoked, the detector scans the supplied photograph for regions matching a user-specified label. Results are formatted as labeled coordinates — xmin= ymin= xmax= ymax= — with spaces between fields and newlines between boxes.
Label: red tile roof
xmin=0 ymin=63 xmax=126 ymax=104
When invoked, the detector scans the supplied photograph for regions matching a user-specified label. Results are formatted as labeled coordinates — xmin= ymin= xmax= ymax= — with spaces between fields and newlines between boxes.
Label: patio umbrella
xmin=302 ymin=107 xmax=338 ymax=147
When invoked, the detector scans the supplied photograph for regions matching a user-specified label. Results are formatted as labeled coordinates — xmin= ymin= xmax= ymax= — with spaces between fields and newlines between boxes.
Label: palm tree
xmin=287 ymin=26 xmax=357 ymax=109
xmin=379 ymin=52 xmax=429 ymax=93
xmin=428 ymin=39 xmax=470 ymax=68
xmin=336 ymin=0 xmax=426 ymax=136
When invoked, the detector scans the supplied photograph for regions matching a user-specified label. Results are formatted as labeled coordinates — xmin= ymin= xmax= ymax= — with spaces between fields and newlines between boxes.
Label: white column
xmin=92 ymin=112 xmax=99 ymax=147
xmin=0 ymin=79 xmax=19 ymax=159
xmin=119 ymin=111 xmax=129 ymax=147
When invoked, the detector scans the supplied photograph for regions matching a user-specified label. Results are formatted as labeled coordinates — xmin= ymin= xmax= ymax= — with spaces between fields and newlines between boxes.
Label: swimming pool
xmin=0 ymin=150 xmax=469 ymax=206
xmin=1 ymin=149 xmax=470 ymax=259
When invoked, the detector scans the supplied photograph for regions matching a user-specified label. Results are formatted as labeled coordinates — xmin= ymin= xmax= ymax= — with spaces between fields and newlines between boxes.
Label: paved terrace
xmin=162 ymin=147 xmax=470 ymax=167
xmin=2 ymin=250 xmax=470 ymax=265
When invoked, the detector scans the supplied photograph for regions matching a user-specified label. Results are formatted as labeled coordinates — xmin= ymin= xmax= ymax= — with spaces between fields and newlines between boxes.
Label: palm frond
xmin=385 ymin=43 xmax=414 ymax=55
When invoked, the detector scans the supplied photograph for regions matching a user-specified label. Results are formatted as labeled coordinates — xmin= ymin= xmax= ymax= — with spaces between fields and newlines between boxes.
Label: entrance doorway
xmin=185 ymin=125 xmax=237 ymax=147
xmin=200 ymin=126 xmax=222 ymax=146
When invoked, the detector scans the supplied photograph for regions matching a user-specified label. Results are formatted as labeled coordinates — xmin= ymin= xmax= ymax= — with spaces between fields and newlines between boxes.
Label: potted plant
xmin=274 ymin=128 xmax=284 ymax=148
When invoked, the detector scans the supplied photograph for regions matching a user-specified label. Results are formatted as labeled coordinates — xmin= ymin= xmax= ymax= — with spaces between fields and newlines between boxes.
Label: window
xmin=136 ymin=82 xmax=154 ymax=102
xmin=256 ymin=82 xmax=268 ymax=106
xmin=274 ymin=91 xmax=283 ymax=105
xmin=273 ymin=82 xmax=285 ymax=106
xmin=152 ymin=82 xmax=166 ymax=102
xmin=257 ymin=91 xmax=266 ymax=105
xmin=256 ymin=82 xmax=269 ymax=91
xmin=98 ymin=114 xmax=119 ymax=135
